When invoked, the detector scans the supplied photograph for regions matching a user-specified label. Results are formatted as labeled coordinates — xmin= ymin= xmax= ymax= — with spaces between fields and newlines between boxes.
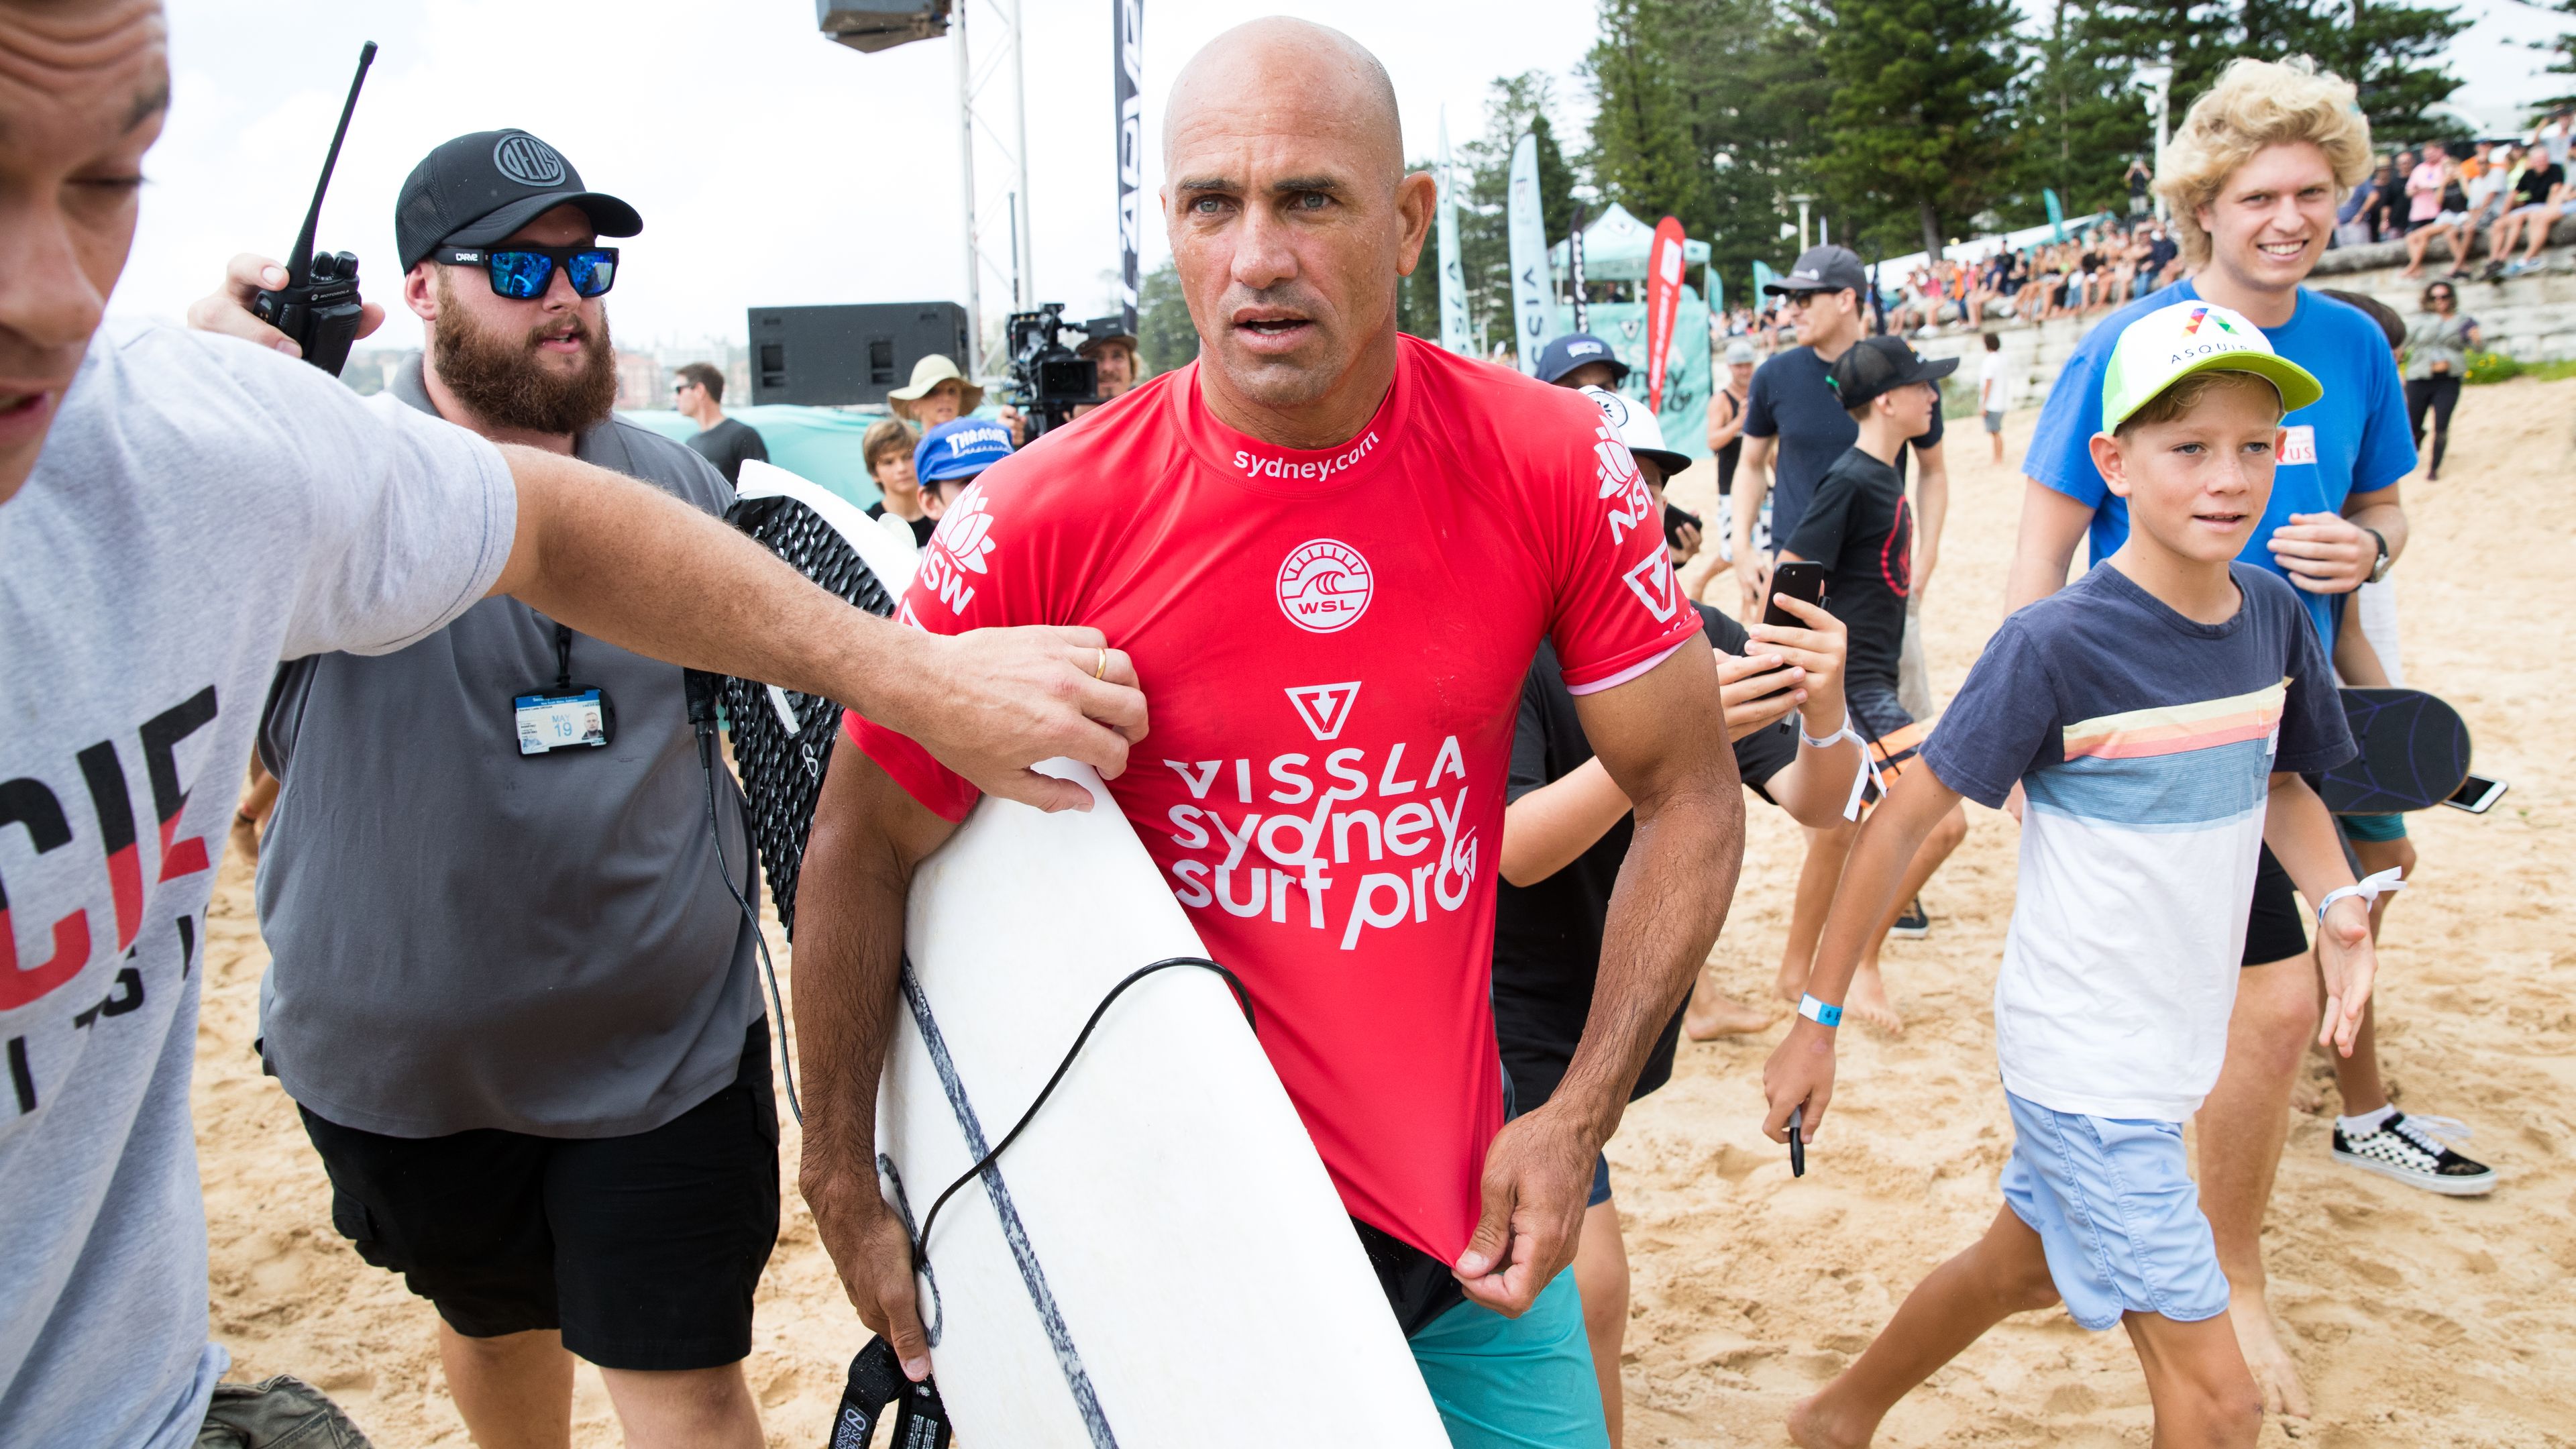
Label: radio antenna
xmin=286 ymin=41 xmax=377 ymax=287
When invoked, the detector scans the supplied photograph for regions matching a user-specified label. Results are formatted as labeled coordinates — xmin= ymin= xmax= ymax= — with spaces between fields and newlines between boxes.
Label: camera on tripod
xmin=1001 ymin=305 xmax=1128 ymax=438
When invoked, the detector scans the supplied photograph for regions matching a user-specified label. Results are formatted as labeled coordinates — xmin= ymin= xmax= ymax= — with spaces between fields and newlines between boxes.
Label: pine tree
xmin=2241 ymin=0 xmax=2466 ymax=143
xmin=1586 ymin=0 xmax=1714 ymax=234
xmin=2020 ymin=0 xmax=2152 ymax=223
xmin=1452 ymin=72 xmax=1580 ymax=350
xmin=1807 ymin=0 xmax=2029 ymax=259
xmin=2076 ymin=0 xmax=2243 ymax=118
xmin=1134 ymin=261 xmax=1197 ymax=377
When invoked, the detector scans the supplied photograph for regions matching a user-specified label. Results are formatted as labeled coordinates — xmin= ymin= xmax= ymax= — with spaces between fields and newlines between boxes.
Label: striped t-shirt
xmin=1921 ymin=562 xmax=2352 ymax=1120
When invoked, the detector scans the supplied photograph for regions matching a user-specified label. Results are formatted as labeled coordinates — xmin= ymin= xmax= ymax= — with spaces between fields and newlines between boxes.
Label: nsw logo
xmin=492 ymin=133 xmax=568 ymax=187
xmin=1284 ymin=682 xmax=1362 ymax=741
xmin=1276 ymin=539 xmax=1373 ymax=634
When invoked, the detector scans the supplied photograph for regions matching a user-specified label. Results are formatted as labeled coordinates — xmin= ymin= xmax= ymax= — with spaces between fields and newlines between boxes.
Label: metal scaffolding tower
xmin=819 ymin=0 xmax=1033 ymax=376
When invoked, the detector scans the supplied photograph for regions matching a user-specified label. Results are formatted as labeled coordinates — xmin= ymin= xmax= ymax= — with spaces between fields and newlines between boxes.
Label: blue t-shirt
xmin=1743 ymin=344 xmax=1944 ymax=545
xmin=1919 ymin=562 xmax=2353 ymax=1120
xmin=2023 ymin=280 xmax=2416 ymax=645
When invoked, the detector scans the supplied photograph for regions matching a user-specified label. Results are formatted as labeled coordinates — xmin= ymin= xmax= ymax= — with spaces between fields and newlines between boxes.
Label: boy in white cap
xmin=1769 ymin=301 xmax=2387 ymax=1448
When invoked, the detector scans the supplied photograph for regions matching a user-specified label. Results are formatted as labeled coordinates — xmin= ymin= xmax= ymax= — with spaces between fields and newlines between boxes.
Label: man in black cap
xmin=1731 ymin=246 xmax=1957 ymax=1026
xmin=1532 ymin=331 xmax=1630 ymax=392
xmin=196 ymin=129 xmax=775 ymax=1448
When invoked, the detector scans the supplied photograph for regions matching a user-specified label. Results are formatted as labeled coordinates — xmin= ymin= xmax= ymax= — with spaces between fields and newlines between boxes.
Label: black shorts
xmin=301 ymin=1022 xmax=780 ymax=1371
xmin=2243 ymin=845 xmax=2310 ymax=967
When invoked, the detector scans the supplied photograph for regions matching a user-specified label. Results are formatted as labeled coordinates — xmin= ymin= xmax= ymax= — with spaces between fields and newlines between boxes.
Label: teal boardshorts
xmin=1409 ymin=1270 xmax=1608 ymax=1449
xmin=2340 ymin=811 xmax=2408 ymax=844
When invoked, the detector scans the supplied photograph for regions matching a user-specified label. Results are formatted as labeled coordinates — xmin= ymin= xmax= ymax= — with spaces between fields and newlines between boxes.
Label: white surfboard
xmin=879 ymin=760 xmax=1452 ymax=1448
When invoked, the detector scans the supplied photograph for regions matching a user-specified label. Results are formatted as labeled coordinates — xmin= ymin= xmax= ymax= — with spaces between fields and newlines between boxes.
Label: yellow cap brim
xmin=2108 ymin=352 xmax=2323 ymax=432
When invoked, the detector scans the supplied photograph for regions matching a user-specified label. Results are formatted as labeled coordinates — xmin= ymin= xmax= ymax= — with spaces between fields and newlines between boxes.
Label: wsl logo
xmin=492 ymin=133 xmax=568 ymax=186
xmin=1276 ymin=539 xmax=1373 ymax=634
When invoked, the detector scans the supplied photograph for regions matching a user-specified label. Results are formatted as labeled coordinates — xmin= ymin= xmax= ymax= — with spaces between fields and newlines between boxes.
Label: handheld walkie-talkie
xmin=252 ymin=41 xmax=376 ymax=376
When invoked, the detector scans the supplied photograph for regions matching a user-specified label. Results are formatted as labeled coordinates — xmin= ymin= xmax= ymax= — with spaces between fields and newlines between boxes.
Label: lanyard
xmin=553 ymin=623 xmax=574 ymax=690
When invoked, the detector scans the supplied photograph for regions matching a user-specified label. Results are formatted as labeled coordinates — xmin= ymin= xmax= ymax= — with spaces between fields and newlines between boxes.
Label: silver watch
xmin=2364 ymin=528 xmax=2392 ymax=584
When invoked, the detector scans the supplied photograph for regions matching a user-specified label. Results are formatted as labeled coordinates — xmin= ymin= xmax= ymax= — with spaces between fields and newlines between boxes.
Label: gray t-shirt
xmin=686 ymin=415 xmax=769 ymax=485
xmin=0 ymin=323 xmax=514 ymax=1448
xmin=255 ymin=358 xmax=761 ymax=1140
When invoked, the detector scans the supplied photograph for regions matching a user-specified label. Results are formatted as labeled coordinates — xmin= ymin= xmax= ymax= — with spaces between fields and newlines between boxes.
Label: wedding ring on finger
xmin=1094 ymin=647 xmax=1109 ymax=681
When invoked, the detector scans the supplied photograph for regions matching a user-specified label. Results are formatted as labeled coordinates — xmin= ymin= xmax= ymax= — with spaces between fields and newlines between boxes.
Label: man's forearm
xmin=2345 ymin=495 xmax=2408 ymax=564
xmin=1733 ymin=450 xmax=1773 ymax=562
xmin=492 ymin=445 xmax=929 ymax=729
xmin=1550 ymin=772 xmax=1743 ymax=1141
xmin=1913 ymin=455 xmax=1949 ymax=592
xmin=794 ymin=754 xmax=961 ymax=1191
xmin=2005 ymin=476 xmax=2093 ymax=614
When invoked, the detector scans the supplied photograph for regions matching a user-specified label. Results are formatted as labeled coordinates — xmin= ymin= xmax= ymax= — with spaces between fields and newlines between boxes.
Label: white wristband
xmin=1798 ymin=993 xmax=1843 ymax=1028
xmin=2316 ymin=867 xmax=2406 ymax=929
xmin=1797 ymin=710 xmax=1878 ymax=822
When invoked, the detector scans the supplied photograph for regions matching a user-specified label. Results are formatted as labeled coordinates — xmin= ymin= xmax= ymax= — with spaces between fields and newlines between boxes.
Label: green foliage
xmin=1807 ymin=0 xmax=2028 ymax=259
xmin=2017 ymin=0 xmax=2154 ymax=224
xmin=2239 ymin=0 xmax=2467 ymax=142
xmin=1584 ymin=0 xmax=1831 ymax=309
xmin=2462 ymin=349 xmax=2522 ymax=384
xmin=1135 ymin=260 xmax=1197 ymax=378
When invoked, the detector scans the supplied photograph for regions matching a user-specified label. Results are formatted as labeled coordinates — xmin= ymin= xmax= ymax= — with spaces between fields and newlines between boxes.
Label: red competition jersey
xmin=853 ymin=335 xmax=1700 ymax=1260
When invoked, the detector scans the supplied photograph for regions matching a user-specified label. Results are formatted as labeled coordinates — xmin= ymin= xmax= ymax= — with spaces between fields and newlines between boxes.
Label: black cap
xmin=1763 ymin=245 xmax=1868 ymax=297
xmin=394 ymin=129 xmax=643 ymax=272
xmin=1534 ymin=332 xmax=1631 ymax=386
xmin=1825 ymin=335 xmax=1958 ymax=409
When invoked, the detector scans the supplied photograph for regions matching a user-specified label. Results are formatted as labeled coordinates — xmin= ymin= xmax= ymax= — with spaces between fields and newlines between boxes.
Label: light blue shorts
xmin=1999 ymin=1091 xmax=2230 ymax=1331
xmin=1411 ymin=1269 xmax=1608 ymax=1448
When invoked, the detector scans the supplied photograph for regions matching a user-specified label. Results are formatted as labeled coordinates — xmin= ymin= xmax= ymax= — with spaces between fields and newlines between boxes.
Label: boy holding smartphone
xmin=1767 ymin=301 xmax=2381 ymax=1449
xmin=1494 ymin=387 xmax=1866 ymax=1443
xmin=1769 ymin=337 xmax=1970 ymax=1030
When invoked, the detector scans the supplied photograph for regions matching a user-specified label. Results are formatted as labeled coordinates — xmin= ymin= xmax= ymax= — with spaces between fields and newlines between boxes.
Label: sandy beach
xmin=197 ymin=374 xmax=2576 ymax=1446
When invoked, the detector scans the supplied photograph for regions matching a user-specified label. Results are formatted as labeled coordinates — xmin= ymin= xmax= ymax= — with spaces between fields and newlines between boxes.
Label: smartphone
xmin=1788 ymin=1106 xmax=1806 ymax=1177
xmin=1764 ymin=559 xmax=1831 ymax=628
xmin=1662 ymin=501 xmax=1703 ymax=549
xmin=2444 ymin=773 xmax=2507 ymax=813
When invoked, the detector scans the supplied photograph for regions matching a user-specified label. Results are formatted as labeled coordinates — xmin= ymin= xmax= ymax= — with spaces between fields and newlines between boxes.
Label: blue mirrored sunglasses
xmin=434 ymin=244 xmax=619 ymax=300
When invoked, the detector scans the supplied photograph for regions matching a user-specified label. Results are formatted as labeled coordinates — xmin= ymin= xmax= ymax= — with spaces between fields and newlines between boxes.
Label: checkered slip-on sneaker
xmin=2332 ymin=1112 xmax=2498 ymax=1196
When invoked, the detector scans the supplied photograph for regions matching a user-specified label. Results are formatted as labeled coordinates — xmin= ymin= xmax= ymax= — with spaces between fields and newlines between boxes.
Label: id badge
xmin=515 ymin=687 xmax=611 ymax=755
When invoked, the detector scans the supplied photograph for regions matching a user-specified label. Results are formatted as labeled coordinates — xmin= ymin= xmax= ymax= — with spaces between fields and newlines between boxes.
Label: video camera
xmin=1001 ymin=305 xmax=1128 ymax=439
xmin=251 ymin=41 xmax=376 ymax=376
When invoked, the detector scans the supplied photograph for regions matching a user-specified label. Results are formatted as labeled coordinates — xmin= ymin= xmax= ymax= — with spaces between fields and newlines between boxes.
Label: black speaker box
xmin=747 ymin=302 xmax=971 ymax=407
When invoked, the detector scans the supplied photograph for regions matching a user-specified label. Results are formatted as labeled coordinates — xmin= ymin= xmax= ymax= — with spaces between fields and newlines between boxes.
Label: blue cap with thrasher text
xmin=914 ymin=417 xmax=1016 ymax=485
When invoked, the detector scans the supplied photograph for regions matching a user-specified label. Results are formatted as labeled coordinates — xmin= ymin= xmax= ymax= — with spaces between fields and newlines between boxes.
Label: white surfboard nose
xmin=881 ymin=759 xmax=1450 ymax=1447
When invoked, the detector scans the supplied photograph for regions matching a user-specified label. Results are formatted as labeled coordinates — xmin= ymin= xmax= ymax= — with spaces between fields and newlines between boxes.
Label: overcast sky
xmin=111 ymin=0 xmax=2567 ymax=354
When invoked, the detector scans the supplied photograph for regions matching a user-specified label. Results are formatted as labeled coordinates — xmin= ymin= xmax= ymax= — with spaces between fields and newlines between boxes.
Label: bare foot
xmin=1846 ymin=964 xmax=1903 ymax=1034
xmin=2231 ymin=1287 xmax=2312 ymax=1419
xmin=1684 ymin=972 xmax=1780 ymax=1040
xmin=1786 ymin=1393 xmax=1870 ymax=1448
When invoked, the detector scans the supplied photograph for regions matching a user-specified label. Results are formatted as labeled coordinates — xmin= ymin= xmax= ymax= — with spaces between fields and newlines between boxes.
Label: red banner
xmin=1644 ymin=216 xmax=1686 ymax=413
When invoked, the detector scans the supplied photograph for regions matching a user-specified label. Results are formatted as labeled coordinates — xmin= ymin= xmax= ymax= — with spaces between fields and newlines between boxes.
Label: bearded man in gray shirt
xmin=209 ymin=131 xmax=782 ymax=1449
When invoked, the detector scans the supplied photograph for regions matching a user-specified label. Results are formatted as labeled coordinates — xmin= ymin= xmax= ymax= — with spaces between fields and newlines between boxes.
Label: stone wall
xmin=1916 ymin=215 xmax=2576 ymax=416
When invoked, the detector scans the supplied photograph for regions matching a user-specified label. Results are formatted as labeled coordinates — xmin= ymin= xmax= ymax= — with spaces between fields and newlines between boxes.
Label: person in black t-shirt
xmin=860 ymin=417 xmax=935 ymax=548
xmin=1495 ymin=386 xmax=1867 ymax=1443
xmin=674 ymin=362 xmax=767 ymax=484
xmin=1769 ymin=336 xmax=1971 ymax=1032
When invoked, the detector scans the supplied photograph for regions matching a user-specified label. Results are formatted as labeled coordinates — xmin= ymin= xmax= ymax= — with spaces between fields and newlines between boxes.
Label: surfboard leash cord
xmin=688 ymin=674 xmax=805 ymax=1126
xmin=911 ymin=956 xmax=1254 ymax=1263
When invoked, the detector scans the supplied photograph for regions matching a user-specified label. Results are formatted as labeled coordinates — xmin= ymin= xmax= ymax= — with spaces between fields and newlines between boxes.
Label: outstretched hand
xmin=1452 ymin=1105 xmax=1596 ymax=1316
xmin=896 ymin=626 xmax=1148 ymax=814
